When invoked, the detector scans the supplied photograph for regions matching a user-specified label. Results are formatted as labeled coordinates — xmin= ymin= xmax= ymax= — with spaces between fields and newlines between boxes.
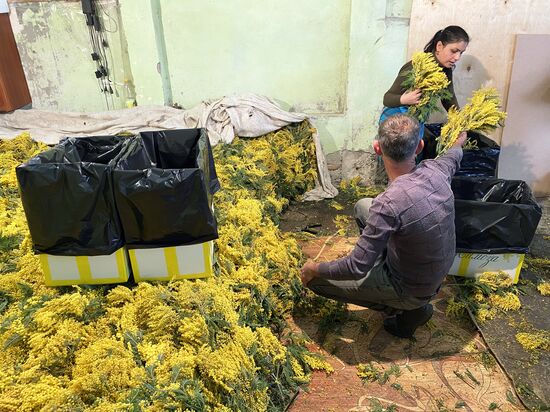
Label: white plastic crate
xmin=128 ymin=241 xmax=214 ymax=282
xmin=40 ymin=248 xmax=130 ymax=286
xmin=448 ymin=252 xmax=524 ymax=284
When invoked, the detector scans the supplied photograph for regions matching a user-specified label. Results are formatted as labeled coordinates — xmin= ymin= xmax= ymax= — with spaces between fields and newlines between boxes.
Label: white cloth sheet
xmin=0 ymin=94 xmax=337 ymax=199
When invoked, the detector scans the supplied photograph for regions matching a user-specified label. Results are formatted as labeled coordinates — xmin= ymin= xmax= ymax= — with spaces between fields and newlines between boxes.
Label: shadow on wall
xmin=425 ymin=55 xmax=492 ymax=124
xmin=498 ymin=142 xmax=537 ymax=189
xmin=540 ymin=74 xmax=550 ymax=104
xmin=454 ymin=54 xmax=492 ymax=106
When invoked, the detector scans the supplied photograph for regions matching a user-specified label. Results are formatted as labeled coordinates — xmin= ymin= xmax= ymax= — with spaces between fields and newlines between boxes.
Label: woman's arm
xmin=383 ymin=61 xmax=419 ymax=107
xmin=383 ymin=72 xmax=406 ymax=107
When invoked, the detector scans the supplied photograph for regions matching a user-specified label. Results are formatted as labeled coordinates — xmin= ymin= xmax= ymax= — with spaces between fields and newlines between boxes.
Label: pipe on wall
xmin=150 ymin=0 xmax=173 ymax=106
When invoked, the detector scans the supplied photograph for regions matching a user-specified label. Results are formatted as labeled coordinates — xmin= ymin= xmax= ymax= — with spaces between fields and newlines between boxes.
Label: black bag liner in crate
xmin=457 ymin=132 xmax=500 ymax=177
xmin=424 ymin=123 xmax=500 ymax=177
xmin=16 ymin=136 xmax=129 ymax=256
xmin=452 ymin=177 xmax=542 ymax=253
xmin=114 ymin=129 xmax=220 ymax=248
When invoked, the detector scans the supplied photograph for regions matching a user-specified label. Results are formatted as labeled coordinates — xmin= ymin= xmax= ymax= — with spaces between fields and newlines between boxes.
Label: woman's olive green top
xmin=383 ymin=60 xmax=459 ymax=110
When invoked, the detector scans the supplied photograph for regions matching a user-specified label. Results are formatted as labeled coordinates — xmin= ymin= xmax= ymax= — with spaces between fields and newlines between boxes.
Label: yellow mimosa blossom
xmin=154 ymin=346 xmax=196 ymax=383
xmin=334 ymin=214 xmax=351 ymax=236
xmin=255 ymin=326 xmax=287 ymax=362
xmin=445 ymin=297 xmax=467 ymax=318
xmin=515 ymin=330 xmax=550 ymax=351
xmin=178 ymin=313 xmax=209 ymax=347
xmin=3 ymin=375 xmax=72 ymax=412
xmin=403 ymin=52 xmax=452 ymax=123
xmin=472 ymin=291 xmax=485 ymax=303
xmin=303 ymin=353 xmax=334 ymax=373
xmin=70 ymin=338 xmax=145 ymax=402
xmin=329 ymin=200 xmax=344 ymax=211
xmin=488 ymin=292 xmax=521 ymax=311
xmin=438 ymin=87 xmax=506 ymax=155
xmin=475 ymin=307 xmax=497 ymax=323
xmin=478 ymin=270 xmax=514 ymax=290
xmin=357 ymin=362 xmax=381 ymax=382
xmin=0 ymin=124 xmax=331 ymax=410
xmin=338 ymin=177 xmax=384 ymax=203
xmin=537 ymin=282 xmax=550 ymax=296
xmin=105 ymin=285 xmax=135 ymax=306
xmin=197 ymin=341 xmax=255 ymax=392
xmin=290 ymin=357 xmax=310 ymax=384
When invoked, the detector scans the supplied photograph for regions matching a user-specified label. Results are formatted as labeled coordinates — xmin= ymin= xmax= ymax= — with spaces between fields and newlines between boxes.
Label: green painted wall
xmin=122 ymin=0 xmax=352 ymax=113
xmin=318 ymin=0 xmax=412 ymax=153
xmin=118 ymin=0 xmax=162 ymax=106
xmin=120 ymin=0 xmax=412 ymax=153
xmin=165 ymin=0 xmax=350 ymax=114
xmin=10 ymin=0 xmax=412 ymax=153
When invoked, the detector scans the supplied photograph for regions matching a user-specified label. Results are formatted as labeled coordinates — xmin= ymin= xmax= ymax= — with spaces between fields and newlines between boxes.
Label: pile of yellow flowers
xmin=0 ymin=123 xmax=332 ymax=411
xmin=437 ymin=87 xmax=506 ymax=155
xmin=338 ymin=176 xmax=384 ymax=202
xmin=445 ymin=271 xmax=521 ymax=323
xmin=402 ymin=52 xmax=452 ymax=123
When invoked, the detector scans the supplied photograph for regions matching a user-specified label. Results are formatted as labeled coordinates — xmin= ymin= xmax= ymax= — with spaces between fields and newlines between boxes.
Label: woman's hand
xmin=400 ymin=89 xmax=422 ymax=105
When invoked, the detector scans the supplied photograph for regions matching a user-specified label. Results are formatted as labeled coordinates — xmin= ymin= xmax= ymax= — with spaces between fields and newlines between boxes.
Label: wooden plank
xmin=0 ymin=12 xmax=31 ymax=112
xmin=408 ymin=0 xmax=550 ymax=143
xmin=498 ymin=34 xmax=550 ymax=196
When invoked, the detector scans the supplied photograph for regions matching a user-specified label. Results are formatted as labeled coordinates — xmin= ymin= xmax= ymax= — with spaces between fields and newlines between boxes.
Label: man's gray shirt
xmin=318 ymin=147 xmax=463 ymax=297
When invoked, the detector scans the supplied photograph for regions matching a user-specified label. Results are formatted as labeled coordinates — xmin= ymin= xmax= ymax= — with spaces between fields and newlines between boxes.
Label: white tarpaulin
xmin=0 ymin=94 xmax=337 ymax=200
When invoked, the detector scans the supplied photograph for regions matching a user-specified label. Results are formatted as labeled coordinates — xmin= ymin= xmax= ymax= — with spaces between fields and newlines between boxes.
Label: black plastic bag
xmin=456 ymin=132 xmax=500 ymax=177
xmin=424 ymin=124 xmax=500 ymax=177
xmin=16 ymin=136 xmax=128 ymax=255
xmin=452 ymin=177 xmax=542 ymax=253
xmin=113 ymin=129 xmax=219 ymax=248
xmin=422 ymin=123 xmax=441 ymax=160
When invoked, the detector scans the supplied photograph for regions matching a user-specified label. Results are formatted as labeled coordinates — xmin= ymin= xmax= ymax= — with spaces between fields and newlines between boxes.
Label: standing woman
xmin=381 ymin=25 xmax=469 ymax=158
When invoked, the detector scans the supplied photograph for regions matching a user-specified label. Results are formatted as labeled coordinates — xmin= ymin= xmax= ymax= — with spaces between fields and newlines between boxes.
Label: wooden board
xmin=408 ymin=0 xmax=550 ymax=144
xmin=0 ymin=12 xmax=31 ymax=112
xmin=497 ymin=34 xmax=550 ymax=196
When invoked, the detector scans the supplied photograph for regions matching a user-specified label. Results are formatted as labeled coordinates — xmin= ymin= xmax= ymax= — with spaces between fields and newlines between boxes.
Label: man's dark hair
xmin=378 ymin=114 xmax=421 ymax=162
xmin=424 ymin=25 xmax=470 ymax=53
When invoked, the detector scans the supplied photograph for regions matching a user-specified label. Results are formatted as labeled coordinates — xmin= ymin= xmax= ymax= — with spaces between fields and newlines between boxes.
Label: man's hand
xmin=300 ymin=260 xmax=320 ymax=287
xmin=400 ymin=89 xmax=422 ymax=105
xmin=453 ymin=131 xmax=468 ymax=148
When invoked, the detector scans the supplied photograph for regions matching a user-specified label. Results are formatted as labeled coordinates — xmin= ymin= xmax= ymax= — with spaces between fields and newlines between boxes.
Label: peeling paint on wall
xmin=9 ymin=1 xmax=131 ymax=112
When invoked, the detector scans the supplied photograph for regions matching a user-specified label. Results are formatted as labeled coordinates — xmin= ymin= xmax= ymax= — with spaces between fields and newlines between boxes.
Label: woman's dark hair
xmin=424 ymin=26 xmax=469 ymax=53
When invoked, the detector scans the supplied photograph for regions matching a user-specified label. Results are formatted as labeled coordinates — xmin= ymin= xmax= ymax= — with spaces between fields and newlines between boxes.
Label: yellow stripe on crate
xmin=115 ymin=249 xmax=128 ymax=279
xmin=514 ymin=254 xmax=525 ymax=284
xmin=128 ymin=249 xmax=140 ymax=279
xmin=75 ymin=256 xmax=92 ymax=283
xmin=39 ymin=255 xmax=52 ymax=283
xmin=203 ymin=242 xmax=212 ymax=275
xmin=457 ymin=253 xmax=471 ymax=276
xmin=164 ymin=247 xmax=180 ymax=276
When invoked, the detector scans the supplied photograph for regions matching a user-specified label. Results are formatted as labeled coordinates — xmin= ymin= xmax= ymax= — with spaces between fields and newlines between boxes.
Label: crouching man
xmin=300 ymin=114 xmax=466 ymax=338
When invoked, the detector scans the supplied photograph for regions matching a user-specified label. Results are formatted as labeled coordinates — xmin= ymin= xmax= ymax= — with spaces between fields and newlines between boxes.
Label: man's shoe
xmin=383 ymin=304 xmax=433 ymax=338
